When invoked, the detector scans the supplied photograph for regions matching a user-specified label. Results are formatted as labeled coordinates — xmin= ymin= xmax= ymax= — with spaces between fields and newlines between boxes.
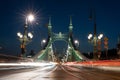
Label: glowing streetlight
xmin=28 ymin=32 xmax=33 ymax=39
xmin=88 ymin=33 xmax=104 ymax=59
xmin=41 ymin=39 xmax=47 ymax=49
xmin=74 ymin=40 xmax=78 ymax=44
xmin=74 ymin=40 xmax=79 ymax=50
xmin=88 ymin=34 xmax=93 ymax=40
xmin=17 ymin=32 xmax=23 ymax=38
xmin=25 ymin=14 xmax=35 ymax=28
xmin=74 ymin=40 xmax=79 ymax=45
xmin=98 ymin=34 xmax=103 ymax=40
xmin=27 ymin=14 xmax=35 ymax=22
xmin=42 ymin=39 xmax=46 ymax=43
xmin=17 ymin=13 xmax=35 ymax=57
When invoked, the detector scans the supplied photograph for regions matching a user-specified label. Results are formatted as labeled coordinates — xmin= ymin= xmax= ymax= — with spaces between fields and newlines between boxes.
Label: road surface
xmin=0 ymin=64 xmax=120 ymax=80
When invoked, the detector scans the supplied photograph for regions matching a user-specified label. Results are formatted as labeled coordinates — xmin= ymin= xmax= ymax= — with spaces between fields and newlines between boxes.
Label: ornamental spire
xmin=48 ymin=16 xmax=52 ymax=28
xmin=48 ymin=17 xmax=52 ymax=36
xmin=69 ymin=16 xmax=73 ymax=31
xmin=70 ymin=16 xmax=72 ymax=26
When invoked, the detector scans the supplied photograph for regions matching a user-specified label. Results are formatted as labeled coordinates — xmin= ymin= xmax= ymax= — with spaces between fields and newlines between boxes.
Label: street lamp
xmin=88 ymin=9 xmax=104 ymax=60
xmin=88 ymin=34 xmax=103 ymax=40
xmin=88 ymin=33 xmax=103 ymax=59
xmin=74 ymin=40 xmax=79 ymax=49
xmin=27 ymin=14 xmax=35 ymax=22
xmin=98 ymin=34 xmax=103 ymax=40
xmin=17 ymin=14 xmax=35 ymax=57
xmin=41 ymin=39 xmax=46 ymax=49
xmin=42 ymin=39 xmax=46 ymax=43
xmin=88 ymin=34 xmax=93 ymax=40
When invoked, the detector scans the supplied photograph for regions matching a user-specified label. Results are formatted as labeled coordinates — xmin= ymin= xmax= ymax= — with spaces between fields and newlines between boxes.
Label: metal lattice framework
xmin=34 ymin=17 xmax=88 ymax=62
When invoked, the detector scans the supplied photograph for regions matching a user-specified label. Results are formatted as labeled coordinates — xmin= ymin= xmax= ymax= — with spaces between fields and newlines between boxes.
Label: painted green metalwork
xmin=34 ymin=17 xmax=88 ymax=62
xmin=67 ymin=38 xmax=84 ymax=61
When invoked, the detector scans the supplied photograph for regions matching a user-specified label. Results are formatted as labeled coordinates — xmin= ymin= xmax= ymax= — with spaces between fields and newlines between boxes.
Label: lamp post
xmin=74 ymin=40 xmax=79 ymax=49
xmin=88 ymin=33 xmax=103 ymax=60
xmin=88 ymin=9 xmax=104 ymax=60
xmin=17 ymin=14 xmax=34 ymax=57
xmin=41 ymin=39 xmax=46 ymax=49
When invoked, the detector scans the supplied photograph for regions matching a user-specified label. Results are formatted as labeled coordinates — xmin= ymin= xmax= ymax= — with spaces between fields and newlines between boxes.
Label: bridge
xmin=33 ymin=17 xmax=88 ymax=62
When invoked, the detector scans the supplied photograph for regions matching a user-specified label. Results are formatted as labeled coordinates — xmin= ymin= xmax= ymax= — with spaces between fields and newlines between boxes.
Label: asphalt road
xmin=0 ymin=64 xmax=120 ymax=80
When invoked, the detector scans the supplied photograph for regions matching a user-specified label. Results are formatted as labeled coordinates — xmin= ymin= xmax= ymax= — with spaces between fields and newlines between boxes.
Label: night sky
xmin=0 ymin=0 xmax=120 ymax=56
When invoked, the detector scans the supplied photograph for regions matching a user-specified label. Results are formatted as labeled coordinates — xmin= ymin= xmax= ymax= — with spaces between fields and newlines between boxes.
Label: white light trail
xmin=0 ymin=62 xmax=57 ymax=67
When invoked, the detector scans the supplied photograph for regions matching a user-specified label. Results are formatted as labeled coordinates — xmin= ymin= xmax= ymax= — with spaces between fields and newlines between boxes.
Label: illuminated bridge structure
xmin=33 ymin=17 xmax=88 ymax=62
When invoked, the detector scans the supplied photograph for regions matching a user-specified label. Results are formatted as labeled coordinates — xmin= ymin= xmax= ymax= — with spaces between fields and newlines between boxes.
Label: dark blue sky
xmin=0 ymin=0 xmax=120 ymax=55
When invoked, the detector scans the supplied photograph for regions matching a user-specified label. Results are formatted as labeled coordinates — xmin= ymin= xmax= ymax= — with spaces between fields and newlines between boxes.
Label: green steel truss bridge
xmin=33 ymin=17 xmax=88 ymax=62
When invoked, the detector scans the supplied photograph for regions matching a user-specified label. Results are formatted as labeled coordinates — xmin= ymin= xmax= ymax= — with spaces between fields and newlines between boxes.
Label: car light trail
xmin=0 ymin=62 xmax=57 ymax=67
